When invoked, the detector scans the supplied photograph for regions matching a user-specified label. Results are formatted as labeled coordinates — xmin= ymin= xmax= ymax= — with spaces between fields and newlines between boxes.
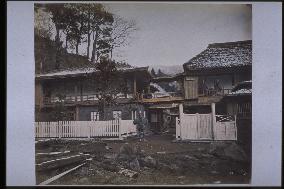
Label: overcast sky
xmin=102 ymin=3 xmax=252 ymax=67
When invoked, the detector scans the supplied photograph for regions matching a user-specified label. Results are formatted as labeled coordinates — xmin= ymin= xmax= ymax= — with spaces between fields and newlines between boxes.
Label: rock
xmin=239 ymin=169 xmax=247 ymax=175
xmin=224 ymin=143 xmax=248 ymax=162
xmin=129 ymin=158 xmax=140 ymax=171
xmin=118 ymin=144 xmax=135 ymax=159
xmin=183 ymin=155 xmax=198 ymax=161
xmin=105 ymin=146 xmax=112 ymax=150
xmin=141 ymin=156 xmax=157 ymax=168
xmin=157 ymin=151 xmax=166 ymax=154
xmin=213 ymin=180 xmax=221 ymax=184
xmin=118 ymin=168 xmax=138 ymax=178
xmin=158 ymin=162 xmax=179 ymax=174
xmin=158 ymin=163 xmax=172 ymax=173
xmin=104 ymin=153 xmax=116 ymax=159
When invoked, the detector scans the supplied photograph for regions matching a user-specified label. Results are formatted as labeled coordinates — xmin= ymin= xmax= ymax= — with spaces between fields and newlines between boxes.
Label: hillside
xmin=149 ymin=65 xmax=184 ymax=76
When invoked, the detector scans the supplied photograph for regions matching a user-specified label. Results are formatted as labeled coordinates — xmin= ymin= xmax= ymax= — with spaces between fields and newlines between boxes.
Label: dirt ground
xmin=35 ymin=134 xmax=251 ymax=185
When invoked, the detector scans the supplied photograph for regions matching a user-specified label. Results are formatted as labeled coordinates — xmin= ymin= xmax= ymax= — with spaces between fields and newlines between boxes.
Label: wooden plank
xmin=39 ymin=163 xmax=86 ymax=185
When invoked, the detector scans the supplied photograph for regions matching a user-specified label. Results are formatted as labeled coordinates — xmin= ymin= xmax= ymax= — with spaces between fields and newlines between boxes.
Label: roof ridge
xmin=208 ymin=40 xmax=252 ymax=48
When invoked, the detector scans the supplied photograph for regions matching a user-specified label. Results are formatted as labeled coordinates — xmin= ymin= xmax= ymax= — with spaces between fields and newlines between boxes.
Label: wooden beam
xmin=39 ymin=162 xmax=86 ymax=185
xmin=36 ymin=154 xmax=86 ymax=171
xmin=74 ymin=84 xmax=78 ymax=102
xmin=133 ymin=75 xmax=137 ymax=97
xmin=211 ymin=103 xmax=216 ymax=140
xmin=75 ymin=106 xmax=79 ymax=121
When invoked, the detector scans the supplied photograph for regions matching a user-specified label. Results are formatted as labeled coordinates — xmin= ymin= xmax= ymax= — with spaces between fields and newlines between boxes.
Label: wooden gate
xmin=179 ymin=113 xmax=212 ymax=140
xmin=176 ymin=104 xmax=237 ymax=141
xmin=214 ymin=115 xmax=237 ymax=140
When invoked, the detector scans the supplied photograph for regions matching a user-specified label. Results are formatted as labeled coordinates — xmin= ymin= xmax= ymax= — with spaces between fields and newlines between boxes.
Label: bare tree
xmin=109 ymin=15 xmax=138 ymax=59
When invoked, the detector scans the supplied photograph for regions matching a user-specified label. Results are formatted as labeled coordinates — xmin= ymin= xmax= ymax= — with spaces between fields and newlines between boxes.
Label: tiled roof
xmin=35 ymin=66 xmax=149 ymax=79
xmin=227 ymin=80 xmax=252 ymax=96
xmin=184 ymin=40 xmax=252 ymax=70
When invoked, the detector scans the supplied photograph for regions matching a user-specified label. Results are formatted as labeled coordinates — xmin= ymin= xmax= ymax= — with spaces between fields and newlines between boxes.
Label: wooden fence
xmin=214 ymin=115 xmax=237 ymax=140
xmin=176 ymin=104 xmax=237 ymax=141
xmin=35 ymin=119 xmax=137 ymax=140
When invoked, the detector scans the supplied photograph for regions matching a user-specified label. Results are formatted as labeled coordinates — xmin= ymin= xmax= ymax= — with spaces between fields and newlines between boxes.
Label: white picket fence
xmin=35 ymin=119 xmax=137 ymax=140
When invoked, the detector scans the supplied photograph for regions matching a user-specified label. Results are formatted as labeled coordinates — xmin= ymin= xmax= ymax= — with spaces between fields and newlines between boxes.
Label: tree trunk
xmin=65 ymin=32 xmax=68 ymax=50
xmin=110 ymin=46 xmax=114 ymax=59
xmin=55 ymin=25 xmax=60 ymax=44
xmin=55 ymin=25 xmax=61 ymax=69
xmin=91 ymin=29 xmax=99 ymax=64
xmin=87 ymin=11 xmax=91 ymax=59
xmin=76 ymin=38 xmax=79 ymax=55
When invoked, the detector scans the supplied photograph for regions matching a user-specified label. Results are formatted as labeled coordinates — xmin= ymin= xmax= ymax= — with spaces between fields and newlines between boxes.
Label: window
xmin=113 ymin=111 xmax=122 ymax=120
xmin=132 ymin=110 xmax=137 ymax=120
xmin=91 ymin=111 xmax=100 ymax=121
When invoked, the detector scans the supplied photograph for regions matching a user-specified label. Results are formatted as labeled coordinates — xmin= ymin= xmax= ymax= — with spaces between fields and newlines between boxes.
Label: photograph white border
xmin=6 ymin=1 xmax=282 ymax=186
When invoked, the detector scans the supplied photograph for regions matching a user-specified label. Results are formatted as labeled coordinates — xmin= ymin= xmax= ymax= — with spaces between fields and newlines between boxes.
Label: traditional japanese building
xmin=181 ymin=40 xmax=252 ymax=113
xmin=35 ymin=66 xmax=151 ymax=121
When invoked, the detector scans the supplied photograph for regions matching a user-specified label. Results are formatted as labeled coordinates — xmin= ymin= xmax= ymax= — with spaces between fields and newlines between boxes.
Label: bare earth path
xmin=35 ymin=134 xmax=251 ymax=185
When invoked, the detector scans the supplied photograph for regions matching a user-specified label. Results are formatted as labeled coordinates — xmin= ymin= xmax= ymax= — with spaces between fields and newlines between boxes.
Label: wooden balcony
xmin=197 ymin=88 xmax=232 ymax=104
xmin=198 ymin=88 xmax=232 ymax=97
xmin=43 ymin=93 xmax=135 ymax=106
xmin=138 ymin=92 xmax=184 ymax=103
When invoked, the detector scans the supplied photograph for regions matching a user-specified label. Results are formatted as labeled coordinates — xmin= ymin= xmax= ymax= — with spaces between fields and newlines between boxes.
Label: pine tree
xmin=150 ymin=68 xmax=156 ymax=77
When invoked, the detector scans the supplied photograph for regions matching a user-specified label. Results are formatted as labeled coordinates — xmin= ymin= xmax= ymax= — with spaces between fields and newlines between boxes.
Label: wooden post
xmin=80 ymin=81 xmax=83 ymax=102
xmin=211 ymin=103 xmax=216 ymax=140
xmin=88 ymin=121 xmax=91 ymax=139
xmin=118 ymin=118 xmax=122 ymax=140
xmin=75 ymin=106 xmax=79 ymax=121
xmin=74 ymin=85 xmax=78 ymax=103
xmin=58 ymin=121 xmax=61 ymax=139
xmin=178 ymin=104 xmax=184 ymax=139
xmin=196 ymin=113 xmax=199 ymax=140
xmin=133 ymin=75 xmax=137 ymax=98
xmin=235 ymin=115 xmax=237 ymax=140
